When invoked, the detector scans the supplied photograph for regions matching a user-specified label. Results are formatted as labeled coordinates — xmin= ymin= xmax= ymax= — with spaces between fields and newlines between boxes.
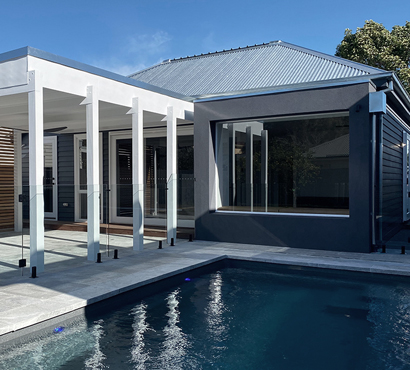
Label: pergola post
xmin=81 ymin=86 xmax=100 ymax=261
xmin=28 ymin=71 xmax=45 ymax=273
xmin=167 ymin=106 xmax=177 ymax=244
xmin=128 ymin=97 xmax=144 ymax=250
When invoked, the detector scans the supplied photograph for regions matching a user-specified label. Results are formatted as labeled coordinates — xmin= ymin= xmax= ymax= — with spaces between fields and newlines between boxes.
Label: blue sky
xmin=0 ymin=0 xmax=409 ymax=76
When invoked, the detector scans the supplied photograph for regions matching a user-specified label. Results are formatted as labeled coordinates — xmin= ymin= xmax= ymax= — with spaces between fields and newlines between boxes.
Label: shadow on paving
xmin=0 ymin=229 xmax=164 ymax=285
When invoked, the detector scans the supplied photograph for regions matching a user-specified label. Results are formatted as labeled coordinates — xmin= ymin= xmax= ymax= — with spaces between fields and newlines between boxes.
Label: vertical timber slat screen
xmin=0 ymin=127 xmax=14 ymax=230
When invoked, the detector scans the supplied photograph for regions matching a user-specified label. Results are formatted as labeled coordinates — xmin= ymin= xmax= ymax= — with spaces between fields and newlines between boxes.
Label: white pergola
xmin=0 ymin=47 xmax=194 ymax=273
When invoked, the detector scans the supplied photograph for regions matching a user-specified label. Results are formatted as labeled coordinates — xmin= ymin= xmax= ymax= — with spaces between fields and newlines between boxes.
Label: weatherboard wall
xmin=381 ymin=110 xmax=408 ymax=240
xmin=21 ymin=133 xmax=76 ymax=222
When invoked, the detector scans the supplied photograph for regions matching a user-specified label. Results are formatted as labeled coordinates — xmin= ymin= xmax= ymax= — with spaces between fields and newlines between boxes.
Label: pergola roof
xmin=0 ymin=47 xmax=194 ymax=134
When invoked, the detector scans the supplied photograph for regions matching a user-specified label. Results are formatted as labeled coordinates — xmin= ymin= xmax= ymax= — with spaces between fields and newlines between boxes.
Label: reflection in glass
xmin=217 ymin=113 xmax=350 ymax=215
xmin=113 ymin=135 xmax=195 ymax=223
xmin=145 ymin=137 xmax=167 ymax=219
xmin=116 ymin=139 xmax=133 ymax=217
xmin=43 ymin=142 xmax=53 ymax=213
xmin=78 ymin=139 xmax=87 ymax=219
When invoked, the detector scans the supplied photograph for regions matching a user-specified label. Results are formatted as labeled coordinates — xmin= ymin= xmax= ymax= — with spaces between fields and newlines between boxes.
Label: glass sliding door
xmin=110 ymin=132 xmax=194 ymax=226
xmin=78 ymin=138 xmax=87 ymax=219
xmin=44 ymin=136 xmax=57 ymax=220
xmin=145 ymin=137 xmax=167 ymax=221
xmin=74 ymin=134 xmax=102 ymax=222
xmin=116 ymin=139 xmax=133 ymax=218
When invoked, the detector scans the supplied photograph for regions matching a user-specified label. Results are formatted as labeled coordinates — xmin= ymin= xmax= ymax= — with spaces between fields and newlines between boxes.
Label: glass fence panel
xmin=145 ymin=179 xmax=167 ymax=220
xmin=178 ymin=175 xmax=194 ymax=227
xmin=0 ymin=185 xmax=29 ymax=281
xmin=0 ymin=179 xmax=193 ymax=281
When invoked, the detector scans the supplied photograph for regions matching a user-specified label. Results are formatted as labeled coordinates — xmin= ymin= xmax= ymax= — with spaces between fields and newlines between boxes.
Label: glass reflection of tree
xmin=269 ymin=136 xmax=319 ymax=208
xmin=267 ymin=117 xmax=348 ymax=208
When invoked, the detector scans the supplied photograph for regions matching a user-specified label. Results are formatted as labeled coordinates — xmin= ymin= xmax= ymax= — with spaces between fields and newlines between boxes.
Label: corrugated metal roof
xmin=129 ymin=41 xmax=384 ymax=97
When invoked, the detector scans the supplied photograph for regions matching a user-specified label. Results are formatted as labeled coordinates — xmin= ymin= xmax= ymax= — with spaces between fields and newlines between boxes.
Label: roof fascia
xmin=193 ymin=74 xmax=387 ymax=103
xmin=0 ymin=46 xmax=192 ymax=101
xmin=391 ymin=73 xmax=410 ymax=108
xmin=0 ymin=47 xmax=30 ymax=62
xmin=371 ymin=72 xmax=410 ymax=119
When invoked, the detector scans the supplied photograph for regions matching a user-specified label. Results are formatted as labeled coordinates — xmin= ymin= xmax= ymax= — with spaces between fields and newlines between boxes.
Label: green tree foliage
xmin=336 ymin=20 xmax=410 ymax=95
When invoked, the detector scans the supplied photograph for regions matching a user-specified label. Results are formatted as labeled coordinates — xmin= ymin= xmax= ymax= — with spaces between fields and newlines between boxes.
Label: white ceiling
xmin=0 ymin=88 xmax=193 ymax=135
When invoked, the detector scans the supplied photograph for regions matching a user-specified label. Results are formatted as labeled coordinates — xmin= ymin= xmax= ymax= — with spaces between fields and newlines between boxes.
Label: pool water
xmin=1 ymin=263 xmax=410 ymax=369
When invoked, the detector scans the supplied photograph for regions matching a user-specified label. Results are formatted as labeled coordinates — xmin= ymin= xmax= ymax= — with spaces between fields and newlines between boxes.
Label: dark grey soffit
xmin=0 ymin=46 xmax=192 ymax=102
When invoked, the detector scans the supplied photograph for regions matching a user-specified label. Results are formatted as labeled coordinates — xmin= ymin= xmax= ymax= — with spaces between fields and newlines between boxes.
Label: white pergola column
xmin=261 ymin=129 xmax=268 ymax=212
xmin=28 ymin=71 xmax=45 ymax=273
xmin=167 ymin=106 xmax=177 ymax=244
xmin=81 ymin=86 xmax=100 ymax=261
xmin=128 ymin=97 xmax=144 ymax=250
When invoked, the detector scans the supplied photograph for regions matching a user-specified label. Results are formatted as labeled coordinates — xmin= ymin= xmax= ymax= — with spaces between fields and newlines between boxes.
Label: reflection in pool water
xmin=1 ymin=266 xmax=410 ymax=369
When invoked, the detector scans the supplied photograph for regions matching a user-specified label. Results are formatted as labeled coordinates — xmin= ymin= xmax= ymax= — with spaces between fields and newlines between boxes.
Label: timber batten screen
xmin=0 ymin=127 xmax=14 ymax=230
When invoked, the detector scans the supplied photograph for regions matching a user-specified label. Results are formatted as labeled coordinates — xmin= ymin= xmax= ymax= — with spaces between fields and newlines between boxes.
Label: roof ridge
xmin=129 ymin=40 xmax=383 ymax=78
xmin=128 ymin=42 xmax=281 ymax=77
xmin=169 ymin=41 xmax=278 ymax=61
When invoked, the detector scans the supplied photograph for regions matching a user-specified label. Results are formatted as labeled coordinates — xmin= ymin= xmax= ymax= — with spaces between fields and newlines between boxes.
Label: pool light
xmin=53 ymin=326 xmax=65 ymax=333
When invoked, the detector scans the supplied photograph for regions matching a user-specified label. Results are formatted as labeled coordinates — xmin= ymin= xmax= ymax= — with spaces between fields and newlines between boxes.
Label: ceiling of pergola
xmin=0 ymin=88 xmax=192 ymax=135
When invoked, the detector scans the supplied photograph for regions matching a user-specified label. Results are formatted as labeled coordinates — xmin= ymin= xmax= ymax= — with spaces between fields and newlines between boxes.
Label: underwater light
xmin=53 ymin=326 xmax=65 ymax=333
xmin=185 ymin=278 xmax=191 ymax=281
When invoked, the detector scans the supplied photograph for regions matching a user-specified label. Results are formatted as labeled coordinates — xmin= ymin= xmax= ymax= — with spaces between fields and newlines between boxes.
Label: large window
xmin=216 ymin=113 xmax=349 ymax=215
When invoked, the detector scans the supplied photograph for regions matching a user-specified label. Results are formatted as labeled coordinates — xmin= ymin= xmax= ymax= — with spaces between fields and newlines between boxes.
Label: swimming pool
xmin=1 ymin=260 xmax=410 ymax=369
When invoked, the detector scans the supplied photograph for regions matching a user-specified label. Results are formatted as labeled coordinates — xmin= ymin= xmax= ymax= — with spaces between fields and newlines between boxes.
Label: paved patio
xmin=0 ymin=229 xmax=164 ymax=281
xmin=1 ymin=231 xmax=410 ymax=342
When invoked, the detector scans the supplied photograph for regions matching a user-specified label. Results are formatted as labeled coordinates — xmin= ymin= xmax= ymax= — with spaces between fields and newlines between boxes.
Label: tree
xmin=336 ymin=20 xmax=410 ymax=95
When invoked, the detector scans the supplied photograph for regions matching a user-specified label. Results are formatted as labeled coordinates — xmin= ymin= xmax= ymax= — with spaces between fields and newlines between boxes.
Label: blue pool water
xmin=1 ymin=262 xmax=410 ymax=369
